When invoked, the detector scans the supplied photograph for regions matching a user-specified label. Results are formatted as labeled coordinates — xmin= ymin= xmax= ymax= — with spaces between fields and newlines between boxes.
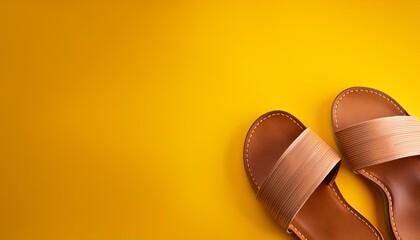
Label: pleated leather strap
xmin=336 ymin=116 xmax=420 ymax=171
xmin=256 ymin=128 xmax=340 ymax=231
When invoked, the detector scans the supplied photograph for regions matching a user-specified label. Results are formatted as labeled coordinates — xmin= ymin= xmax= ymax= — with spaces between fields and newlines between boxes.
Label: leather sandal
xmin=332 ymin=86 xmax=420 ymax=240
xmin=244 ymin=110 xmax=383 ymax=240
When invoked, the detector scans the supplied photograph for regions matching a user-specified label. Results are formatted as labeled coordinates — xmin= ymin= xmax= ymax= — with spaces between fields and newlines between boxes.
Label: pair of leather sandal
xmin=244 ymin=87 xmax=420 ymax=239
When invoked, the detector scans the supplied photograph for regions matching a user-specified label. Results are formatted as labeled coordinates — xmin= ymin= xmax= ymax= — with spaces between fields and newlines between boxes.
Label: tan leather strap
xmin=336 ymin=116 xmax=420 ymax=171
xmin=256 ymin=128 xmax=340 ymax=231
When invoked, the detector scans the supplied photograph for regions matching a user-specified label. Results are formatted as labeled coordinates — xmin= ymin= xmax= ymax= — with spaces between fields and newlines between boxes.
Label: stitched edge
xmin=245 ymin=112 xmax=305 ymax=239
xmin=333 ymin=88 xmax=405 ymax=130
xmin=333 ymin=87 xmax=403 ymax=239
xmin=289 ymin=224 xmax=308 ymax=240
xmin=328 ymin=184 xmax=381 ymax=240
xmin=360 ymin=170 xmax=401 ymax=240
xmin=245 ymin=112 xmax=303 ymax=189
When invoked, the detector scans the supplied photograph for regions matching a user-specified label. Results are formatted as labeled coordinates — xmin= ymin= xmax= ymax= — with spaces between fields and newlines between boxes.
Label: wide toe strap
xmin=336 ymin=116 xmax=420 ymax=171
xmin=256 ymin=128 xmax=341 ymax=231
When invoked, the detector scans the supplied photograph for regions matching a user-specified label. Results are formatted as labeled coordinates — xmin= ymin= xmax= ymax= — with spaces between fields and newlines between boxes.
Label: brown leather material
xmin=336 ymin=116 xmax=420 ymax=171
xmin=257 ymin=128 xmax=341 ymax=230
xmin=244 ymin=111 xmax=383 ymax=240
xmin=332 ymin=87 xmax=420 ymax=240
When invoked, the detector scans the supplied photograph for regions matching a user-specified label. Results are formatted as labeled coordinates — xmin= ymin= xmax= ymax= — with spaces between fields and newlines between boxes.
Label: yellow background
xmin=1 ymin=1 xmax=419 ymax=239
